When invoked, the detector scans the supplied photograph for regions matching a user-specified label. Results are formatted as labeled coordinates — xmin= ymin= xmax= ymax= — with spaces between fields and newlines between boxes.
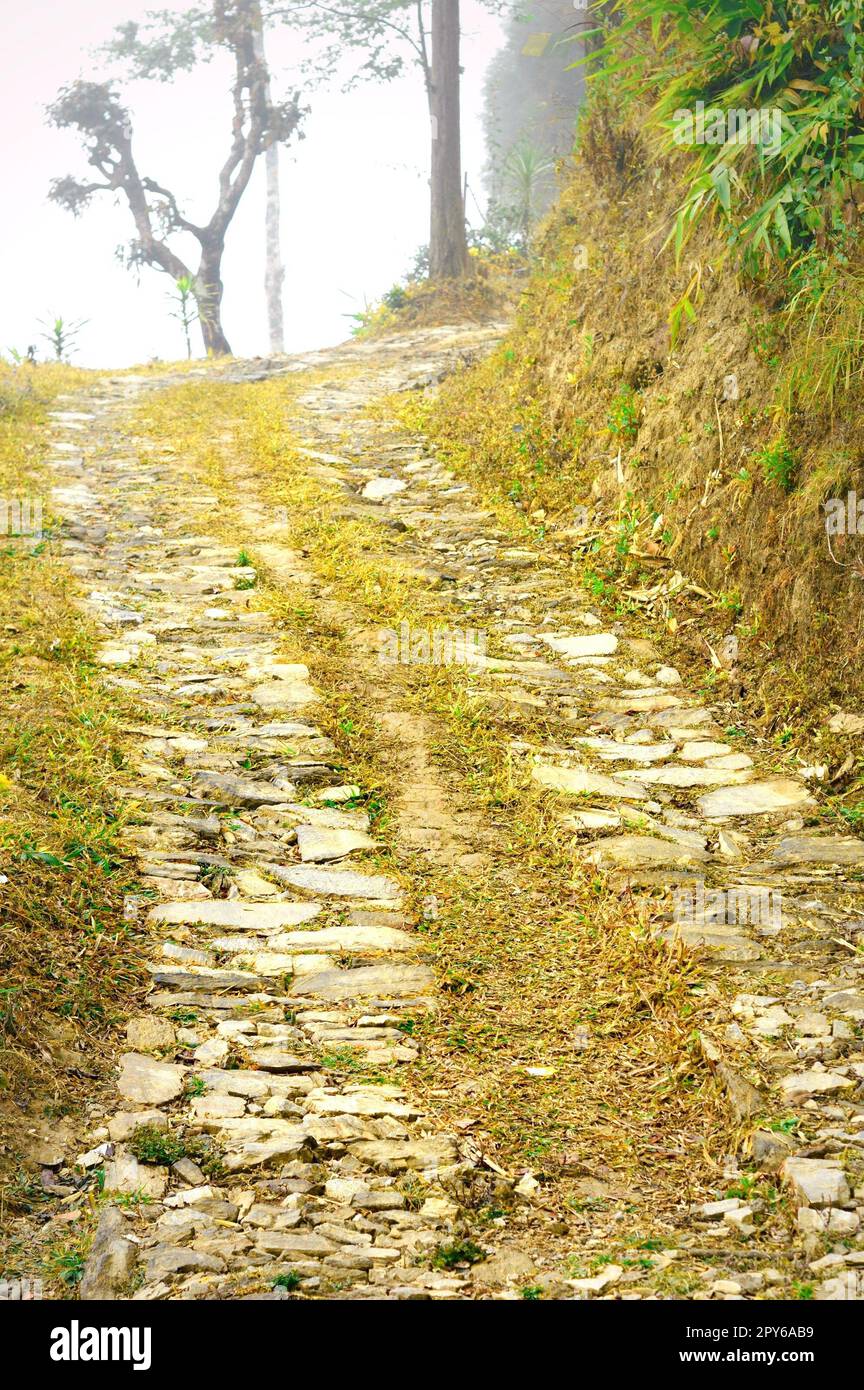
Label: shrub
xmin=128 ymin=1125 xmax=185 ymax=1166
xmin=755 ymin=437 xmax=798 ymax=492
xmin=590 ymin=2 xmax=864 ymax=272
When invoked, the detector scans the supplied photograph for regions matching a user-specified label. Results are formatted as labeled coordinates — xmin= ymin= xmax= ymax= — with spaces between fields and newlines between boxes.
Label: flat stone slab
xmin=656 ymin=925 xmax=762 ymax=959
xmin=697 ymin=779 xmax=814 ymax=818
xmin=779 ymin=1069 xmax=855 ymax=1102
xmin=149 ymin=901 xmax=321 ymax=929
xmin=147 ymin=964 xmax=266 ymax=991
xmin=824 ymin=990 xmax=864 ymax=1015
xmin=706 ymin=753 xmax=753 ymax=771
xmin=268 ymin=863 xmax=401 ymax=900
xmin=305 ymin=1091 xmax=417 ymax=1119
xmin=679 ymin=741 xmax=733 ymax=761
xmin=532 ymin=764 xmax=648 ymax=801
xmin=291 ymin=963 xmax=434 ymax=1001
xmin=268 ymin=923 xmax=414 ymax=952
xmin=274 ymin=803 xmax=371 ymax=832
xmin=541 ymin=632 xmax=618 ymax=658
xmin=575 ymin=737 xmax=675 ymax=763
xmin=189 ymin=771 xmax=294 ymax=806
xmin=117 ymin=1053 xmax=184 ymax=1105
xmin=602 ymin=694 xmax=681 ymax=714
xmin=770 ymin=835 xmax=864 ymax=866
xmin=145 ymin=1245 xmax=225 ymax=1279
xmin=255 ymin=1230 xmax=337 ymax=1256
xmin=252 ymin=680 xmax=317 ymax=710
xmin=582 ymin=834 xmax=709 ymax=869
xmin=782 ymin=1157 xmax=851 ymax=1208
xmin=649 ymin=708 xmax=712 ymax=728
xmin=362 ymin=477 xmax=407 ymax=501
xmin=296 ymin=825 xmax=377 ymax=862
xmin=637 ymin=765 xmax=751 ymax=788
xmin=563 ymin=809 xmax=622 ymax=832
xmin=348 ymin=1137 xmax=459 ymax=1173
xmin=103 ymin=1154 xmax=167 ymax=1200
xmin=227 ymin=951 xmax=334 ymax=976
xmin=222 ymin=1131 xmax=311 ymax=1172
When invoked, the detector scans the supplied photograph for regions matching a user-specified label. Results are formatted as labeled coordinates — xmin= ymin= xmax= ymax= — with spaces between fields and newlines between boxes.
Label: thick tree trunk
xmin=197 ymin=247 xmax=232 ymax=356
xmin=429 ymin=0 xmax=468 ymax=281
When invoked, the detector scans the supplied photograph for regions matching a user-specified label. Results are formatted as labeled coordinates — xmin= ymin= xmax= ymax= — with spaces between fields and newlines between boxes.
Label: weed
xmin=755 ymin=438 xmax=798 ymax=493
xmin=606 ymin=384 xmax=640 ymax=440
xmin=128 ymin=1124 xmax=185 ymax=1166
xmin=430 ymin=1239 xmax=486 ymax=1269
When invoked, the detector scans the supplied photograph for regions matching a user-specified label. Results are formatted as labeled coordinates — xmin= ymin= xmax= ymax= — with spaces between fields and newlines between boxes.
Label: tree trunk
xmin=253 ymin=21 xmax=285 ymax=354
xmin=196 ymin=246 xmax=232 ymax=356
xmin=263 ymin=142 xmax=285 ymax=353
xmin=429 ymin=0 xmax=468 ymax=281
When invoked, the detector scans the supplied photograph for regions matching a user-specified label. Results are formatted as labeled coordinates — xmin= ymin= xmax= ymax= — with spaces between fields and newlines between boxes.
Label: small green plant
xmin=236 ymin=548 xmax=253 ymax=566
xmin=128 ymin=1124 xmax=186 ymax=1166
xmin=606 ymin=384 xmax=640 ymax=440
xmin=185 ymin=1075 xmax=206 ymax=1096
xmin=169 ymin=1007 xmax=198 ymax=1024
xmin=755 ymin=438 xmax=798 ymax=493
xmin=47 ymin=1249 xmax=85 ymax=1288
xmin=521 ymin=1284 xmax=543 ymax=1300
xmin=183 ymin=1133 xmax=224 ymax=1178
xmin=38 ymin=313 xmax=87 ymax=362
xmin=725 ymin=1176 xmax=757 ymax=1201
xmin=169 ymin=276 xmax=199 ymax=360
xmin=111 ymin=1188 xmax=153 ymax=1209
xmin=272 ymin=1270 xmax=302 ymax=1291
xmin=430 ymin=1239 xmax=486 ymax=1269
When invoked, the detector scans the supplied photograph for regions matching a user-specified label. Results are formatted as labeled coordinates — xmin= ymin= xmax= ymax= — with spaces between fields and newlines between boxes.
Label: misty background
xmin=2 ymin=1 xmax=582 ymax=367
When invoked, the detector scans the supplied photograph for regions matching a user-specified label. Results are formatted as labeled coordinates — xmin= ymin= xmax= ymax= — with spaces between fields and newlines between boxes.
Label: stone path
xmin=29 ymin=325 xmax=864 ymax=1301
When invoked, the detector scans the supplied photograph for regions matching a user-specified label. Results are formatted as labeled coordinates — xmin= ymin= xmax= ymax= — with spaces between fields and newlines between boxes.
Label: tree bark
xmin=253 ymin=21 xmax=285 ymax=354
xmin=197 ymin=244 xmax=232 ymax=356
xmin=429 ymin=0 xmax=468 ymax=280
xmin=263 ymin=143 xmax=285 ymax=353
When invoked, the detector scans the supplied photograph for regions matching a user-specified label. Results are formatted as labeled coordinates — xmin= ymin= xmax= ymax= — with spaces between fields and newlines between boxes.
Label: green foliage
xmin=169 ymin=276 xmax=199 ymax=360
xmin=38 ymin=314 xmax=87 ymax=363
xmin=496 ymin=141 xmax=556 ymax=246
xmin=606 ymin=384 xmax=640 ymax=439
xmin=128 ymin=1124 xmax=185 ymax=1166
xmin=590 ymin=1 xmax=864 ymax=273
xmin=755 ymin=436 xmax=798 ymax=491
xmin=272 ymin=1270 xmax=302 ymax=1290
xmin=430 ymin=1238 xmax=486 ymax=1269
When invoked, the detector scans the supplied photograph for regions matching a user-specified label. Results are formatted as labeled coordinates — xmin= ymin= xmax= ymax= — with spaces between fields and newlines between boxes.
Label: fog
xmin=2 ymin=1 xmax=504 ymax=366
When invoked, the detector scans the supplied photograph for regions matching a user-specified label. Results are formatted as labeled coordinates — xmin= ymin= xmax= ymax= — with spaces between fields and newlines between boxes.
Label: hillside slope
xmin=417 ymin=120 xmax=864 ymax=803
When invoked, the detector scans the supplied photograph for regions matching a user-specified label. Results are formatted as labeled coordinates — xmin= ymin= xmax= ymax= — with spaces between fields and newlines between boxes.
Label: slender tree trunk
xmin=196 ymin=245 xmax=232 ymax=356
xmin=253 ymin=21 xmax=285 ymax=354
xmin=263 ymin=142 xmax=285 ymax=353
xmin=429 ymin=0 xmax=468 ymax=281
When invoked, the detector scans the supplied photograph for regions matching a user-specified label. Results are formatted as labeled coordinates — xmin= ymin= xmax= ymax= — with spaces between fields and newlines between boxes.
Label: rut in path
xmin=11 ymin=323 xmax=864 ymax=1302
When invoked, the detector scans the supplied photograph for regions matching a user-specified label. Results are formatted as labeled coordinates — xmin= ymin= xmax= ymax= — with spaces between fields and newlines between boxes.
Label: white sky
xmin=1 ymin=0 xmax=505 ymax=366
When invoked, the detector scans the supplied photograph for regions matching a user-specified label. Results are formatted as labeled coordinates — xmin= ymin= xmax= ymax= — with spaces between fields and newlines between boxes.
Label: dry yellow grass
xmin=0 ymin=363 xmax=147 ymax=1198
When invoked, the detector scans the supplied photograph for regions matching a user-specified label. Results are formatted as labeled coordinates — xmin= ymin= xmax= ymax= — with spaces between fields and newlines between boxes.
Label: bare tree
xmin=48 ymin=0 xmax=302 ymax=355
